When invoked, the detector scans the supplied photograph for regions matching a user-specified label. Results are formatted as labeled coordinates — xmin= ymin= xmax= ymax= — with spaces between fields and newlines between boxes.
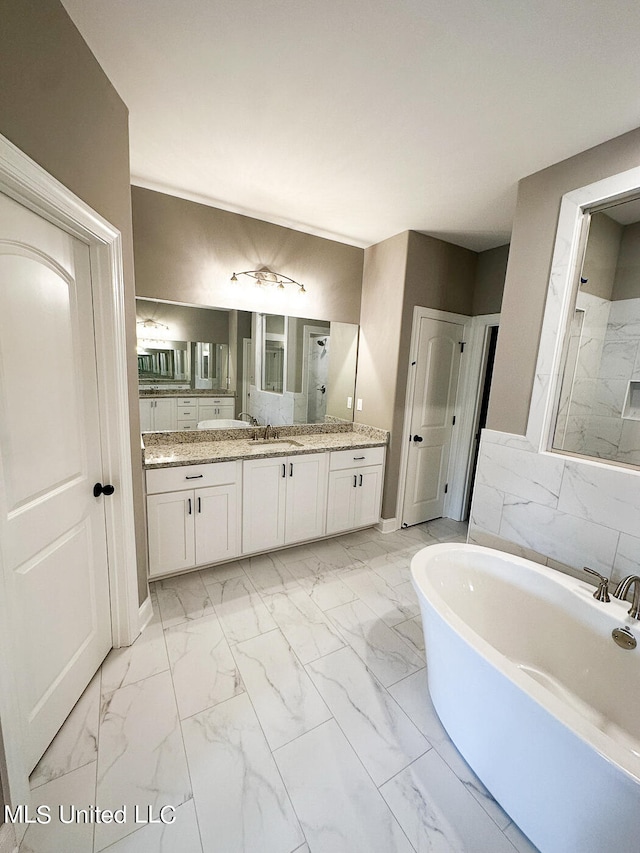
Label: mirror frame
xmin=532 ymin=165 xmax=640 ymax=462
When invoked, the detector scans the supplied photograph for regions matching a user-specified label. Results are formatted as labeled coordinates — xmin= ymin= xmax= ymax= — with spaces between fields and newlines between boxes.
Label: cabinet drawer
xmin=176 ymin=421 xmax=198 ymax=430
xmin=329 ymin=446 xmax=385 ymax=471
xmin=177 ymin=405 xmax=198 ymax=419
xmin=146 ymin=461 xmax=238 ymax=494
xmin=178 ymin=397 xmax=197 ymax=406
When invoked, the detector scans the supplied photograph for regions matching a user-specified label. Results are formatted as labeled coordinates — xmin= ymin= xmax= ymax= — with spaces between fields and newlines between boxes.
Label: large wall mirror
xmin=551 ymin=195 xmax=640 ymax=466
xmin=136 ymin=297 xmax=359 ymax=426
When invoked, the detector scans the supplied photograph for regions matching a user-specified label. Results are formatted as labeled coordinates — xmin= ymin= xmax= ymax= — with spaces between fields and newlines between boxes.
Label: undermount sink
xmin=246 ymin=438 xmax=304 ymax=449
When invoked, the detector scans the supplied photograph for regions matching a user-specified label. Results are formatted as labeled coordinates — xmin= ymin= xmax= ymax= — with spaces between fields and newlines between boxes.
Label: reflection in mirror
xmin=552 ymin=197 xmax=640 ymax=466
xmin=136 ymin=297 xmax=359 ymax=426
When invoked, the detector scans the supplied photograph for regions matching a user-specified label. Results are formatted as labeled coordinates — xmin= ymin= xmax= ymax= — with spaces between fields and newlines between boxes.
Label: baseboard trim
xmin=138 ymin=595 xmax=153 ymax=633
xmin=376 ymin=517 xmax=399 ymax=534
xmin=0 ymin=823 xmax=17 ymax=853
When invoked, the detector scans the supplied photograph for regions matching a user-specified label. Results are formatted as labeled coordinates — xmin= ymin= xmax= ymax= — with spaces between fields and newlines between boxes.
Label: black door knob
xmin=93 ymin=482 xmax=115 ymax=497
xmin=413 ymin=435 xmax=423 ymax=443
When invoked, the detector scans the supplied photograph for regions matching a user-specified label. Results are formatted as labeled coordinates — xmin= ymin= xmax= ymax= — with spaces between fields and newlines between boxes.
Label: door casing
xmin=0 ymin=133 xmax=139 ymax=819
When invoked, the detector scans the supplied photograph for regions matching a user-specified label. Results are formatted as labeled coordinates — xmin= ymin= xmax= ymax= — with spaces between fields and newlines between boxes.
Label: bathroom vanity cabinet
xmin=146 ymin=461 xmax=241 ymax=576
xmin=326 ymin=447 xmax=385 ymax=534
xmin=139 ymin=397 xmax=177 ymax=431
xmin=140 ymin=394 xmax=236 ymax=431
xmin=144 ymin=440 xmax=386 ymax=579
xmin=242 ymin=453 xmax=329 ymax=554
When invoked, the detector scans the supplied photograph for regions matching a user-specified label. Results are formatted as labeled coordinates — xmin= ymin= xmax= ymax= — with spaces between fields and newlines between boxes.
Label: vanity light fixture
xmin=136 ymin=318 xmax=169 ymax=331
xmin=230 ymin=267 xmax=306 ymax=294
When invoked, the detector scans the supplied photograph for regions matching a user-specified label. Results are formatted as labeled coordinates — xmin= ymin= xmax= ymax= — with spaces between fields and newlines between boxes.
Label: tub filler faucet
xmin=613 ymin=575 xmax=640 ymax=620
xmin=583 ymin=567 xmax=610 ymax=602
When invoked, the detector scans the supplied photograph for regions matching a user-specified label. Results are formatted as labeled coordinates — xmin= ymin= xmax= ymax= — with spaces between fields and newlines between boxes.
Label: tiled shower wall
xmin=469 ymin=428 xmax=640 ymax=586
xmin=559 ymin=294 xmax=640 ymax=463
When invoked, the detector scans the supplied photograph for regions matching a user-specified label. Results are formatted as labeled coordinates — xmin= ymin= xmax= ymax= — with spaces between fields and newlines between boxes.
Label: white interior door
xmin=402 ymin=316 xmax=463 ymax=526
xmin=0 ymin=192 xmax=112 ymax=772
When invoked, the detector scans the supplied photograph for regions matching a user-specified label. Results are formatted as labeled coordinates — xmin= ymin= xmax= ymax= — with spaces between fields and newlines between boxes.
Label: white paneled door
xmin=0 ymin=192 xmax=111 ymax=771
xmin=402 ymin=316 xmax=463 ymax=526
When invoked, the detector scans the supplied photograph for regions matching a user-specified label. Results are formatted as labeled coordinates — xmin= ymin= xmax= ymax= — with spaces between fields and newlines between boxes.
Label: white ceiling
xmin=61 ymin=0 xmax=640 ymax=252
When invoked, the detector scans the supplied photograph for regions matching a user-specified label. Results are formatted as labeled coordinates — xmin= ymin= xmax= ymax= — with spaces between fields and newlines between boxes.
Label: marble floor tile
xmin=338 ymin=565 xmax=420 ymax=626
xmin=30 ymin=671 xmax=100 ymax=789
xmin=101 ymin=609 xmax=169 ymax=698
xmin=274 ymin=720 xmax=413 ymax=853
xmin=326 ymin=599 xmax=424 ymax=686
xmin=154 ymin=572 xmax=215 ymax=629
xmin=306 ymin=646 xmax=429 ymax=785
xmin=199 ymin=559 xmax=246 ymax=586
xmin=380 ymin=750 xmax=517 ymax=853
xmin=164 ymin=613 xmax=244 ymax=719
xmin=393 ymin=616 xmax=425 ymax=655
xmin=241 ymin=552 xmax=301 ymax=596
xmin=231 ymin=629 xmax=331 ymax=749
xmin=331 ymin=527 xmax=379 ymax=547
xmin=19 ymin=761 xmax=97 ymax=853
xmin=182 ymin=693 xmax=304 ymax=853
xmin=307 ymin=537 xmax=363 ymax=570
xmin=388 ymin=669 xmax=511 ymax=830
xmin=95 ymin=671 xmax=192 ymax=851
xmin=99 ymin=800 xmax=203 ymax=853
xmin=207 ymin=574 xmax=277 ymax=644
xmin=262 ymin=588 xmax=345 ymax=664
xmin=290 ymin=565 xmax=358 ymax=611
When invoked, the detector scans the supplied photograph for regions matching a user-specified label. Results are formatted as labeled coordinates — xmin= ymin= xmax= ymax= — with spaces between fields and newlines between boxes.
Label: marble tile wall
xmin=559 ymin=294 xmax=640 ymax=463
xmin=469 ymin=428 xmax=640 ymax=585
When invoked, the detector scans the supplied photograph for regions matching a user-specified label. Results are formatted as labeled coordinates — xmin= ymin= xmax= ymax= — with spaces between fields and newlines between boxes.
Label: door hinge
xmin=452 ymin=415 xmax=456 ymax=425
xmin=459 ymin=341 xmax=465 ymax=353
xmin=444 ymin=483 xmax=448 ymax=494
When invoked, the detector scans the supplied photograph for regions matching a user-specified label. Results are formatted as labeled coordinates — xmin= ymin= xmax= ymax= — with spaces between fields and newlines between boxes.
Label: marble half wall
xmin=469 ymin=428 xmax=640 ymax=586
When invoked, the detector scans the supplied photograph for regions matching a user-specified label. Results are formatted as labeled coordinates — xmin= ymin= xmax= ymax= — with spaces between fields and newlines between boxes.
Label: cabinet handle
xmin=187 ymin=498 xmax=192 ymax=515
xmin=359 ymin=474 xmax=363 ymax=486
xmin=354 ymin=456 xmax=365 ymax=460
xmin=198 ymin=497 xmax=201 ymax=513
xmin=353 ymin=475 xmax=357 ymax=487
xmin=289 ymin=463 xmax=293 ymax=477
xmin=282 ymin=464 xmax=286 ymax=478
xmin=185 ymin=474 xmax=204 ymax=479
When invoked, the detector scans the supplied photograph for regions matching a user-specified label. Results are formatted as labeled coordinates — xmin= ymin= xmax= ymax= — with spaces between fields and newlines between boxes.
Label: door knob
xmin=93 ymin=482 xmax=115 ymax=497
xmin=412 ymin=435 xmax=423 ymax=443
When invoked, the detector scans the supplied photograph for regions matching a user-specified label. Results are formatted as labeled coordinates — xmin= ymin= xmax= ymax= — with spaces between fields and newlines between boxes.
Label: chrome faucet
xmin=613 ymin=575 xmax=640 ymax=620
xmin=237 ymin=411 xmax=259 ymax=426
xmin=264 ymin=423 xmax=273 ymax=440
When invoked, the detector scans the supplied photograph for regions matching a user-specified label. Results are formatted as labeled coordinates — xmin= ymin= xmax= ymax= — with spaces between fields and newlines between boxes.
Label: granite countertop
xmin=138 ymin=389 xmax=236 ymax=397
xmin=143 ymin=423 xmax=388 ymax=469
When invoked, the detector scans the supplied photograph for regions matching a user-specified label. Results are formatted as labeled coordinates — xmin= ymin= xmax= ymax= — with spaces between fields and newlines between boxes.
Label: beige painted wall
xmin=613 ymin=220 xmax=640 ymax=301
xmin=0 ymin=1 xmax=147 ymax=601
xmin=356 ymin=230 xmax=479 ymax=519
xmin=473 ymin=244 xmax=509 ymax=315
xmin=136 ymin=300 xmax=230 ymax=343
xmin=326 ymin=323 xmax=359 ymax=422
xmin=132 ymin=187 xmax=364 ymax=325
xmin=581 ymin=212 xmax=622 ymax=301
xmin=487 ymin=126 xmax=640 ymax=435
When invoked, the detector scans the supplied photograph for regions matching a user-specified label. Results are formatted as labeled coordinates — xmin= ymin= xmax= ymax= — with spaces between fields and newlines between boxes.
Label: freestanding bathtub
xmin=410 ymin=543 xmax=640 ymax=853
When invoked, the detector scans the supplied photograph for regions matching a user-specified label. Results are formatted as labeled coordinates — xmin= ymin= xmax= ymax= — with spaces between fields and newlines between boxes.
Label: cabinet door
xmin=195 ymin=483 xmax=239 ymax=565
xmin=139 ymin=398 xmax=153 ymax=432
xmin=285 ymin=453 xmax=328 ymax=545
xmin=326 ymin=468 xmax=357 ymax=535
xmin=354 ymin=466 xmax=384 ymax=528
xmin=154 ymin=397 xmax=176 ymax=431
xmin=197 ymin=402 xmax=218 ymax=420
xmin=147 ymin=490 xmax=196 ymax=577
xmin=242 ymin=457 xmax=287 ymax=553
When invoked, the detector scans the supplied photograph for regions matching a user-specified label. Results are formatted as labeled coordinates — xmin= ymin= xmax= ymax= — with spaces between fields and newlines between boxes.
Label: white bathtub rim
xmin=411 ymin=542 xmax=640 ymax=785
